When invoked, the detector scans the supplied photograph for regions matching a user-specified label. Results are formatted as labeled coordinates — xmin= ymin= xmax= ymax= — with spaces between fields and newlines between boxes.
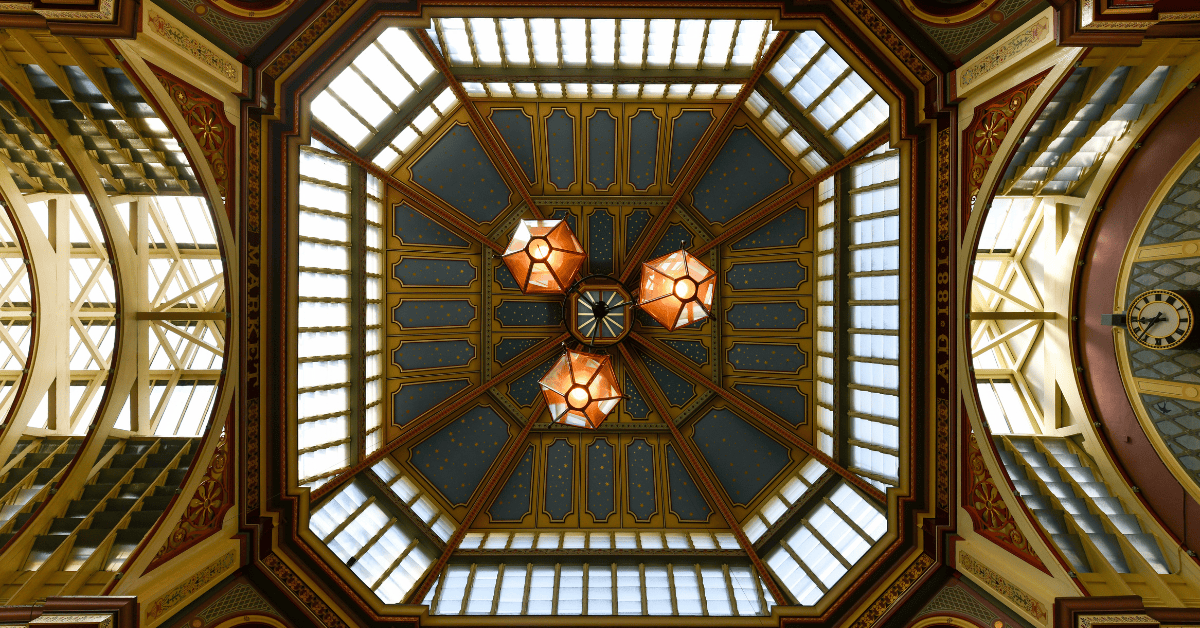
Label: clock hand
xmin=1139 ymin=313 xmax=1166 ymax=341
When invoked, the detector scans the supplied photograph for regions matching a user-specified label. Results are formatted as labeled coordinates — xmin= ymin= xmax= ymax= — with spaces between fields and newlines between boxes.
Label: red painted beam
xmin=692 ymin=130 xmax=891 ymax=255
xmin=415 ymin=30 xmax=544 ymax=220
xmin=310 ymin=332 xmax=569 ymax=502
xmin=629 ymin=332 xmax=887 ymax=504
xmin=310 ymin=128 xmax=506 ymax=253
xmin=618 ymin=343 xmax=789 ymax=605
xmin=618 ymin=32 xmax=789 ymax=284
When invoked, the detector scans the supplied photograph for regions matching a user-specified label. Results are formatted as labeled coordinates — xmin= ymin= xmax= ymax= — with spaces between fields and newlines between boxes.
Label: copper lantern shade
xmin=502 ymin=220 xmax=586 ymax=294
xmin=637 ymin=250 xmax=716 ymax=330
xmin=539 ymin=349 xmax=622 ymax=429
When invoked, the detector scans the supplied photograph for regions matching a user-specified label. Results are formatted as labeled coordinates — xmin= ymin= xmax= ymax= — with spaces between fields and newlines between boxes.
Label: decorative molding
xmin=936 ymin=126 xmax=952 ymax=513
xmin=841 ymin=0 xmax=937 ymax=84
xmin=265 ymin=0 xmax=358 ymax=79
xmin=146 ymin=10 xmax=239 ymax=82
xmin=958 ymin=15 xmax=1050 ymax=92
xmin=145 ymin=550 xmax=237 ymax=621
xmin=962 ymin=436 xmax=1049 ymax=572
xmin=0 ymin=0 xmax=113 ymax=20
xmin=262 ymin=554 xmax=350 ymax=628
xmin=959 ymin=550 xmax=1048 ymax=623
xmin=847 ymin=554 xmax=937 ymax=628
xmin=196 ymin=582 xmax=279 ymax=625
xmin=962 ymin=69 xmax=1050 ymax=210
xmin=146 ymin=416 xmax=234 ymax=572
xmin=245 ymin=115 xmax=261 ymax=513
xmin=147 ymin=62 xmax=236 ymax=212
xmin=1079 ymin=615 xmax=1157 ymax=628
xmin=30 ymin=615 xmax=113 ymax=628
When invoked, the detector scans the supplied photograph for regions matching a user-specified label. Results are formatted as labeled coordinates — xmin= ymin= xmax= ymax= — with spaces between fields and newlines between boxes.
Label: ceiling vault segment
xmin=630 ymin=332 xmax=886 ymax=504
xmin=405 ymin=396 xmax=547 ymax=604
xmin=310 ymin=127 xmax=507 ymax=253
xmin=618 ymin=31 xmax=788 ymax=284
xmin=310 ymin=332 xmax=571 ymax=502
xmin=618 ymin=342 xmax=790 ymax=605
xmin=693 ymin=130 xmax=890 ymax=256
xmin=415 ymin=29 xmax=545 ymax=219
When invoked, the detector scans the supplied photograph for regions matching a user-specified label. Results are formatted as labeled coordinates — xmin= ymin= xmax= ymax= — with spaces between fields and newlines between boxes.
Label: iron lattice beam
xmin=415 ymin=30 xmax=545 ymax=219
xmin=617 ymin=31 xmax=788 ymax=284
xmin=629 ymin=332 xmax=887 ymax=504
xmin=617 ymin=342 xmax=790 ymax=605
xmin=309 ymin=332 xmax=569 ymax=503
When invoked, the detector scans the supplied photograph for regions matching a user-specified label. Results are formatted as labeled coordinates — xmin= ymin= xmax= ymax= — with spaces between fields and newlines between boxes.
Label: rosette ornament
xmin=637 ymin=250 xmax=716 ymax=330
xmin=538 ymin=348 xmax=622 ymax=429
xmin=502 ymin=219 xmax=586 ymax=294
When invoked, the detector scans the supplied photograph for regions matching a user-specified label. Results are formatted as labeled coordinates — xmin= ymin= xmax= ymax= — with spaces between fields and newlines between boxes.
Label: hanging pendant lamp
xmin=502 ymin=219 xmax=586 ymax=294
xmin=538 ymin=348 xmax=622 ymax=429
xmin=637 ymin=249 xmax=716 ymax=330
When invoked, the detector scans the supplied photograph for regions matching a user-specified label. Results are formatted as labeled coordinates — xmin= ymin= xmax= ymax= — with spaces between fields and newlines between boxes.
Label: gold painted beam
xmin=1133 ymin=377 xmax=1200 ymax=401
xmin=1135 ymin=239 xmax=1200 ymax=262
xmin=970 ymin=311 xmax=1057 ymax=320
xmin=136 ymin=311 xmax=226 ymax=320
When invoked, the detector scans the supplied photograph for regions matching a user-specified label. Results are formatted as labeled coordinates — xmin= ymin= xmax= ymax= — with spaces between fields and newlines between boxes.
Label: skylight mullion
xmin=847 ymin=410 xmax=898 ymax=426
xmin=525 ymin=19 xmax=536 ymax=68
xmin=723 ymin=20 xmax=740 ymax=70
xmin=850 ymin=467 xmax=896 ymax=486
xmin=320 ymin=494 xmax=375 ymax=542
xmin=782 ymin=43 xmax=827 ymax=92
xmin=826 ymin=91 xmax=876 ymax=142
xmin=462 ymin=18 xmax=482 ymax=67
xmin=614 ymin=19 xmax=621 ymax=67
xmin=460 ymin=564 xmax=477 ymax=615
xmin=847 ymin=327 xmax=898 ymax=336
xmin=779 ymin=542 xmax=827 ymax=593
xmin=668 ymin=19 xmax=680 ymax=70
xmin=298 ymin=410 xmax=350 ymax=425
xmin=372 ymin=42 xmax=421 ymax=92
xmin=847 ymin=438 xmax=897 ymax=456
xmin=554 ymin=18 xmax=564 ymax=69
xmin=325 ymin=90 xmax=379 ymax=135
xmin=697 ymin=19 xmax=712 ymax=66
xmin=584 ymin=20 xmax=592 ymax=69
xmin=800 ymin=520 xmax=850 ymax=570
xmin=350 ymin=517 xmax=398 ymax=563
xmin=803 ymin=67 xmax=853 ymax=117
xmin=494 ymin=18 xmax=509 ymax=68
xmin=641 ymin=19 xmax=649 ymax=70
xmin=752 ymin=21 xmax=771 ymax=67
xmin=847 ymin=383 xmax=897 ymax=396
xmin=350 ymin=64 xmax=399 ymax=112
xmin=490 ymin=563 xmax=506 ymax=615
xmin=372 ymin=535 xmax=420 ymax=589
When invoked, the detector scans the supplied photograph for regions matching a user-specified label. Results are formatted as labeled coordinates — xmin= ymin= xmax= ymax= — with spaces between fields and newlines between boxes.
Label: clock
xmin=1126 ymin=289 xmax=1198 ymax=350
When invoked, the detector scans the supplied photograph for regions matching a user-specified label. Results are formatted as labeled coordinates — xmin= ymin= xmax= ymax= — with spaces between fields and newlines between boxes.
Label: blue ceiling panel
xmin=495 ymin=262 xmax=519 ymax=290
xmin=691 ymin=408 xmax=788 ymax=506
xmin=623 ymin=373 xmax=650 ymax=419
xmin=393 ymin=257 xmax=476 ymax=288
xmin=489 ymin=445 xmax=535 ymax=522
xmin=728 ymin=342 xmax=806 ymax=374
xmin=393 ymin=378 xmax=471 ymax=426
xmin=666 ymin=444 xmax=711 ymax=522
xmin=544 ymin=439 xmax=575 ymax=521
xmin=490 ymin=109 xmax=537 ymax=184
xmin=692 ymin=127 xmax=791 ymax=224
xmin=549 ymin=208 xmax=577 ymax=233
xmin=626 ymin=438 xmax=657 ymax=521
xmin=587 ymin=438 xmax=616 ymax=521
xmin=731 ymin=206 xmax=808 ymax=250
xmin=495 ymin=337 xmax=545 ymax=365
xmin=588 ymin=110 xmax=616 ymax=190
xmin=410 ymin=405 xmax=511 ymax=506
xmin=649 ymin=223 xmax=693 ymax=260
xmin=496 ymin=300 xmax=563 ymax=326
xmin=662 ymin=339 xmax=707 ymax=366
xmin=628 ymin=110 xmax=660 ymax=191
xmin=727 ymin=302 xmax=807 ymax=331
xmin=410 ymin=123 xmax=511 ymax=223
xmin=641 ymin=355 xmax=695 ymax=407
xmin=393 ymin=203 xmax=468 ymax=247
xmin=624 ymin=208 xmax=651 ymax=255
xmin=394 ymin=339 xmax=475 ymax=371
xmin=734 ymin=383 xmax=807 ymax=426
xmin=588 ymin=209 xmax=615 ymax=276
xmin=546 ymin=109 xmax=576 ymax=190
xmin=508 ymin=354 xmax=560 ymax=407
xmin=669 ymin=110 xmax=714 ymax=182
xmin=727 ymin=260 xmax=807 ymax=290
xmin=393 ymin=300 xmax=476 ymax=328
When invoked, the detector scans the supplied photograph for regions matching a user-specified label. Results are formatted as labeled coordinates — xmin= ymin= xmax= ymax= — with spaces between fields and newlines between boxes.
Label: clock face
xmin=1128 ymin=290 xmax=1194 ymax=349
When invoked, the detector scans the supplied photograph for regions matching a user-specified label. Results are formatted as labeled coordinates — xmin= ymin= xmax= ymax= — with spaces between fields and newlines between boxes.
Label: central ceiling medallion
xmin=504 ymin=218 xmax=715 ymax=429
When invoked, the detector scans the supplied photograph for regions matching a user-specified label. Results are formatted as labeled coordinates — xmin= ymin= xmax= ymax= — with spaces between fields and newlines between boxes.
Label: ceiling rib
xmin=618 ymin=343 xmax=789 ymax=605
xmin=404 ymin=395 xmax=546 ymax=604
xmin=692 ymin=130 xmax=890 ymax=256
xmin=629 ymin=332 xmax=887 ymax=504
xmin=451 ymin=66 xmax=754 ymax=83
xmin=618 ymin=31 xmax=787 ymax=284
xmin=310 ymin=127 xmax=506 ymax=253
xmin=415 ymin=29 xmax=545 ymax=219
xmin=310 ymin=331 xmax=570 ymax=503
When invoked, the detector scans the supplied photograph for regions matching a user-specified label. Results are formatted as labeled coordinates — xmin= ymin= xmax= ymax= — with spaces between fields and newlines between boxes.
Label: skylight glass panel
xmin=672 ymin=19 xmax=704 ymax=68
xmin=592 ymin=83 xmax=615 ymax=98
xmin=731 ymin=20 xmax=771 ymax=66
xmin=702 ymin=20 xmax=736 ymax=67
xmin=468 ymin=18 xmax=502 ymax=65
xmin=646 ymin=19 xmax=674 ymax=67
xmin=500 ymin=18 xmax=531 ymax=65
xmin=590 ymin=19 xmax=617 ymax=66
xmin=562 ymin=19 xmax=587 ymax=66
xmin=439 ymin=18 xmax=473 ymax=65
xmin=667 ymin=84 xmax=691 ymax=99
xmin=693 ymin=84 xmax=719 ymax=98
xmin=619 ymin=19 xmax=646 ymax=67
xmin=540 ymin=82 xmax=564 ymax=97
xmin=565 ymin=83 xmax=589 ymax=98
xmin=530 ymin=18 xmax=558 ymax=65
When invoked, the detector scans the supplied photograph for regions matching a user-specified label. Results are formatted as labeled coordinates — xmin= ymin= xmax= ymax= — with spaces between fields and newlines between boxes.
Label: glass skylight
xmin=430 ymin=18 xmax=773 ymax=70
xmin=370 ymin=87 xmax=459 ymax=170
xmin=743 ymin=458 xmax=828 ymax=542
xmin=461 ymin=81 xmax=742 ymax=100
xmin=745 ymin=89 xmax=831 ymax=176
xmin=767 ymin=31 xmax=887 ymax=152
xmin=312 ymin=27 xmax=441 ymax=150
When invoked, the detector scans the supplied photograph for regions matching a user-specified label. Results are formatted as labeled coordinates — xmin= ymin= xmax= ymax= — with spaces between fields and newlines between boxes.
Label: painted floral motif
xmin=148 ymin=62 xmax=235 ymax=205
xmin=962 ymin=70 xmax=1049 ymax=211
xmin=960 ymin=18 xmax=1049 ymax=88
xmin=962 ymin=436 xmax=1048 ymax=572
xmin=146 ymin=416 xmax=233 ymax=572
xmin=147 ymin=11 xmax=238 ymax=80
xmin=959 ymin=550 xmax=1048 ymax=623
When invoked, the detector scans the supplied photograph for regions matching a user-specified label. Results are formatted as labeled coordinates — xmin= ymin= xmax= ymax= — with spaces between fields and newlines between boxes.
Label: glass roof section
xmin=294 ymin=14 xmax=902 ymax=617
